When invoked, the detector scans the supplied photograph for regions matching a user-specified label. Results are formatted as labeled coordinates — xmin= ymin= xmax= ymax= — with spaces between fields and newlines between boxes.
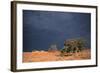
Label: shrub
xmin=60 ymin=38 xmax=86 ymax=56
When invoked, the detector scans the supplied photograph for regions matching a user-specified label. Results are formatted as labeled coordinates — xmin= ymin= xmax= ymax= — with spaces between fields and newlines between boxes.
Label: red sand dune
xmin=23 ymin=49 xmax=91 ymax=62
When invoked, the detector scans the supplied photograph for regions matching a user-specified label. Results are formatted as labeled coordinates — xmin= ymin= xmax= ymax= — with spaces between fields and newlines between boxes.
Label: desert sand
xmin=23 ymin=49 xmax=91 ymax=62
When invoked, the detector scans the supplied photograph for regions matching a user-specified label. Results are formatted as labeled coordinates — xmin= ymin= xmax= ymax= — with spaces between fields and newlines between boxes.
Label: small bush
xmin=60 ymin=38 xmax=86 ymax=56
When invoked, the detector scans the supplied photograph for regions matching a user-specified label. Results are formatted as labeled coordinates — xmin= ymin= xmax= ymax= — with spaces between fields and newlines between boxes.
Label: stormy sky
xmin=23 ymin=10 xmax=91 ymax=52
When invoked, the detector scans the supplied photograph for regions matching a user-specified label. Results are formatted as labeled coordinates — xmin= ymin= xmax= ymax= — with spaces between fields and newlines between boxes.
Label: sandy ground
xmin=23 ymin=49 xmax=91 ymax=62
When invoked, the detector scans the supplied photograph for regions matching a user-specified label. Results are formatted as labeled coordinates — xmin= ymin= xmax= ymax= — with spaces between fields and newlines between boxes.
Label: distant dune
xmin=23 ymin=49 xmax=91 ymax=62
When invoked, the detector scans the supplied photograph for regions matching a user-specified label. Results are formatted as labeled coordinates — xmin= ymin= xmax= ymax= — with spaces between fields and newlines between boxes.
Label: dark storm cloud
xmin=23 ymin=10 xmax=91 ymax=52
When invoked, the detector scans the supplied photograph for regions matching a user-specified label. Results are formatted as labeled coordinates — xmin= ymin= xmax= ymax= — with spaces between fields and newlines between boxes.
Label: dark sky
xmin=23 ymin=10 xmax=91 ymax=52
